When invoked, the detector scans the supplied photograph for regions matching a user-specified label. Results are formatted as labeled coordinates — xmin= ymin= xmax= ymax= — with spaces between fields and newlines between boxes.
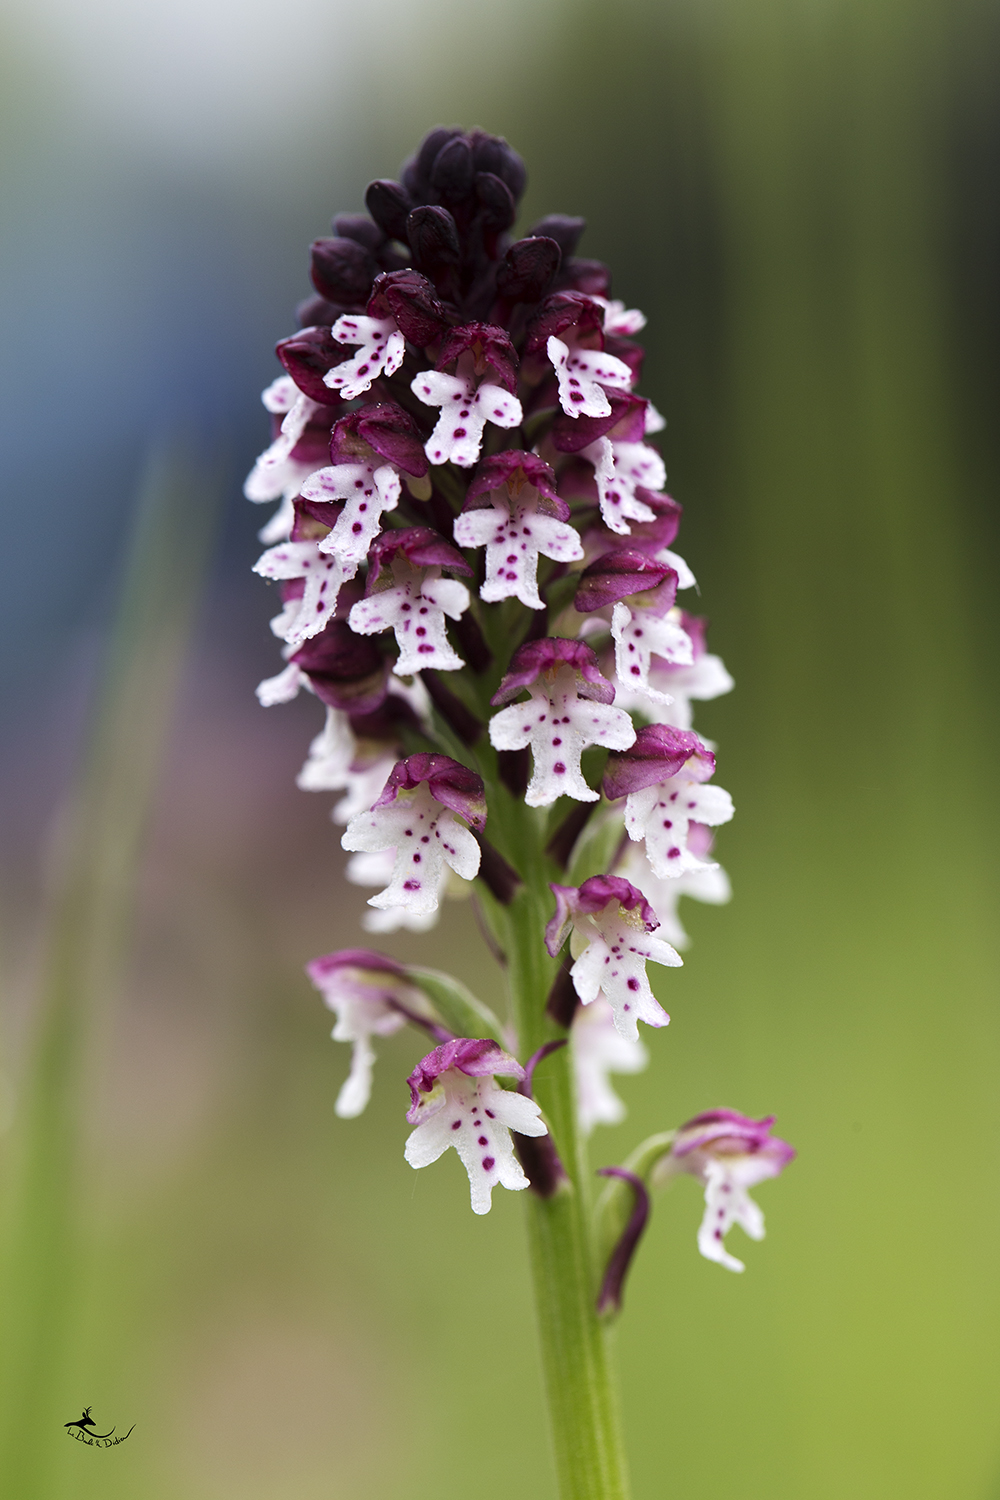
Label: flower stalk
xmin=248 ymin=125 xmax=795 ymax=1500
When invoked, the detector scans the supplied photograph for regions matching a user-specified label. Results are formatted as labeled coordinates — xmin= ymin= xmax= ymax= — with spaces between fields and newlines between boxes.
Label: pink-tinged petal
xmin=436 ymin=323 xmax=520 ymax=392
xmin=491 ymin=637 xmax=615 ymax=706
xmin=575 ymin=552 xmax=677 ymax=613
xmin=406 ymin=1038 xmax=525 ymax=1113
xmin=373 ymin=753 xmax=487 ymax=832
xmin=367 ymin=526 xmax=472 ymax=584
xmin=603 ymin=724 xmax=715 ymax=799
xmin=330 ymin=401 xmax=430 ymax=477
xmin=551 ymin=393 xmax=648 ymax=453
xmin=277 ymin=326 xmax=353 ymax=404
xmin=465 ymin=450 xmax=561 ymax=510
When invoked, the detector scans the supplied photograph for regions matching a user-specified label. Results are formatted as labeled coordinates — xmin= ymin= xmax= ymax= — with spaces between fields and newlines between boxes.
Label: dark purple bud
xmin=290 ymin=619 xmax=388 ymax=714
xmin=575 ymin=552 xmax=677 ymax=613
xmin=422 ymin=668 xmax=483 ymax=746
xmin=475 ymin=172 xmax=517 ymax=234
xmin=276 ymin=326 xmax=349 ymax=404
xmin=469 ymin=132 xmax=526 ymax=202
xmin=376 ymin=753 xmax=488 ymax=832
xmin=436 ymin=322 xmax=518 ymax=393
xmin=367 ymin=525 xmax=473 ymax=587
xmin=310 ymin=236 xmax=377 ymax=304
xmin=333 ymin=214 xmax=385 ymax=253
xmin=595 ymin=1168 xmax=650 ymax=1316
xmin=552 ymin=393 xmax=648 ymax=453
xmin=347 ymin=694 xmax=421 ymax=744
xmin=515 ymin=1040 xmax=570 ymax=1197
xmin=466 ymin=449 xmax=560 ymax=508
xmin=296 ymin=293 xmax=348 ymax=329
xmin=367 ymin=268 xmax=450 ymax=346
xmin=585 ymin=498 xmax=683 ymax=558
xmin=331 ymin=401 xmax=429 ymax=477
xmin=525 ymin=291 xmax=605 ymax=353
xmin=528 ymin=214 xmax=586 ymax=257
xmin=287 ymin=411 xmax=338 ymax=468
xmin=558 ymin=258 xmax=612 ymax=297
xmin=451 ymin=607 xmax=492 ymax=674
xmin=603 ymin=724 xmax=715 ymax=801
xmin=365 ymin=179 xmax=415 ymax=242
xmin=497 ymin=746 xmax=530 ymax=799
xmin=492 ymin=637 xmax=615 ymax=706
xmin=606 ymin=333 xmax=645 ymax=384
xmin=545 ymin=801 xmax=597 ymax=870
xmin=292 ymin=494 xmax=340 ymax=538
xmin=415 ymin=127 xmax=464 ymax=188
xmin=407 ymin=205 xmax=461 ymax=277
xmin=430 ymin=135 xmax=474 ymax=205
xmin=545 ymin=958 xmax=579 ymax=1027
xmin=496 ymin=237 xmax=562 ymax=303
xmin=471 ymin=832 xmax=522 ymax=905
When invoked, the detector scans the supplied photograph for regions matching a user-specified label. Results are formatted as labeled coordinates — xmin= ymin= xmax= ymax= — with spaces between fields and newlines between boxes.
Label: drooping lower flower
xmin=572 ymin=996 xmax=648 ymax=1135
xmin=341 ymin=754 xmax=485 ymax=919
xmin=404 ymin=1038 xmax=547 ymax=1214
xmin=306 ymin=949 xmax=436 ymax=1118
xmin=546 ymin=876 xmax=682 ymax=1040
xmin=489 ymin=638 xmax=635 ymax=807
xmin=652 ymin=1110 xmax=796 ymax=1272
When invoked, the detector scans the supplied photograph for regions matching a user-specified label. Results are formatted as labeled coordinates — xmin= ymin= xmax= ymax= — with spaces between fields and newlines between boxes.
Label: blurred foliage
xmin=1 ymin=0 xmax=998 ymax=1496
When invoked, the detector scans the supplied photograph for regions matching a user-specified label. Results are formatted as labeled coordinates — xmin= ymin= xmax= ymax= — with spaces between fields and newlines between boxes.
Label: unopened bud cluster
xmin=248 ymin=127 xmax=792 ymax=1278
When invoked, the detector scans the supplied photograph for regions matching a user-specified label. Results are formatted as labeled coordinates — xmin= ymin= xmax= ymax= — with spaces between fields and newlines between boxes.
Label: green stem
xmin=500 ymin=810 xmax=632 ymax=1500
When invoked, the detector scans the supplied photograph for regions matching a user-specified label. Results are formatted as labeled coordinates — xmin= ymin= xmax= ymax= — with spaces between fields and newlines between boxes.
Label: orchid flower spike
xmin=306 ymin=949 xmax=437 ymax=1118
xmin=604 ymin=724 xmax=734 ymax=879
xmin=405 ymin=1039 xmax=547 ymax=1214
xmin=653 ymin=1110 xmax=796 ymax=1272
xmin=489 ymin=638 xmax=635 ymax=807
xmin=341 ymin=754 xmax=486 ymax=919
xmin=546 ymin=876 xmax=682 ymax=1041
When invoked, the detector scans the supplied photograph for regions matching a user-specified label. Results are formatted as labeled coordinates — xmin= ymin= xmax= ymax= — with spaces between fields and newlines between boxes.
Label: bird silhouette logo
xmin=64 ymin=1406 xmax=134 ymax=1445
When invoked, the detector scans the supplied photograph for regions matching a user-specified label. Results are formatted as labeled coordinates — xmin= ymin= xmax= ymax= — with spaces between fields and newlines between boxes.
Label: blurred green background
xmin=1 ymin=0 xmax=998 ymax=1495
